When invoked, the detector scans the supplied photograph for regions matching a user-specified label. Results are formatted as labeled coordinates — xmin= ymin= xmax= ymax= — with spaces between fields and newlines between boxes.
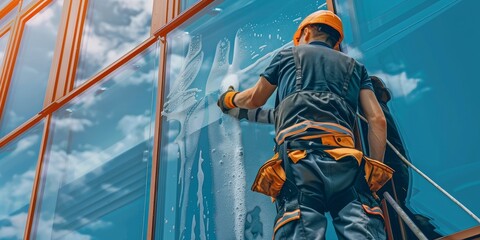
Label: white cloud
xmin=63 ymin=150 xmax=111 ymax=181
xmin=114 ymin=68 xmax=157 ymax=86
xmin=0 ymin=213 xmax=28 ymax=239
xmin=83 ymin=219 xmax=113 ymax=230
xmin=44 ymin=113 xmax=152 ymax=182
xmin=53 ymin=118 xmax=94 ymax=132
xmin=27 ymin=0 xmax=63 ymax=33
xmin=77 ymin=0 xmax=153 ymax=83
xmin=5 ymin=110 xmax=26 ymax=129
xmin=0 ymin=170 xmax=36 ymax=216
xmin=10 ymin=135 xmax=40 ymax=157
xmin=2 ymin=113 xmax=151 ymax=239
xmin=117 ymin=114 xmax=150 ymax=136
xmin=344 ymin=44 xmax=363 ymax=60
xmin=101 ymin=184 xmax=120 ymax=193
xmin=372 ymin=71 xmax=423 ymax=98
xmin=0 ymin=225 xmax=16 ymax=238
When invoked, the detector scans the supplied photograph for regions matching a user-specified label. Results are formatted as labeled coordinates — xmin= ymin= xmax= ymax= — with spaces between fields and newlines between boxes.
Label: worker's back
xmin=265 ymin=41 xmax=372 ymax=141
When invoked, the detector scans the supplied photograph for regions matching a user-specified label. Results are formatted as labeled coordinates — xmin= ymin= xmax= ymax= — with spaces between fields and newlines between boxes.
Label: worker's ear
xmin=303 ymin=26 xmax=313 ymax=41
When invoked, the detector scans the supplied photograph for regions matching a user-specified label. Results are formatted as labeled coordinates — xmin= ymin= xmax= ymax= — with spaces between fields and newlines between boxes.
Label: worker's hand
xmin=217 ymin=86 xmax=239 ymax=113
xmin=227 ymin=108 xmax=248 ymax=120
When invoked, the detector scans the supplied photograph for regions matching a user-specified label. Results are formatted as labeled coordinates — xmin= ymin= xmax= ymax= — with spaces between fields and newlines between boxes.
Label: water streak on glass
xmin=32 ymin=43 xmax=159 ymax=240
xmin=0 ymin=120 xmax=44 ymax=240
xmin=74 ymin=0 xmax=153 ymax=87
xmin=0 ymin=0 xmax=63 ymax=138
xmin=336 ymin=0 xmax=480 ymax=237
xmin=157 ymin=1 xmax=331 ymax=239
xmin=0 ymin=5 xmax=18 ymax=30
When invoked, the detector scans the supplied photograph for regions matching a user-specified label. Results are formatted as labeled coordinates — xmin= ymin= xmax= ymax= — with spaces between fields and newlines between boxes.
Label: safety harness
xmin=251 ymin=46 xmax=394 ymax=217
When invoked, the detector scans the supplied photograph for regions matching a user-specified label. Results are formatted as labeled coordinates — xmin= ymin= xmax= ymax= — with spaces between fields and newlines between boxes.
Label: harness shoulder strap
xmin=292 ymin=47 xmax=303 ymax=91
xmin=341 ymin=58 xmax=356 ymax=97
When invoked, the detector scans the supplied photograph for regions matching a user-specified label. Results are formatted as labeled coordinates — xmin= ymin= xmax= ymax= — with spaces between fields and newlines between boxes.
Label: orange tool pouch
xmin=251 ymin=150 xmax=307 ymax=199
xmin=251 ymin=153 xmax=286 ymax=198
xmin=364 ymin=156 xmax=394 ymax=193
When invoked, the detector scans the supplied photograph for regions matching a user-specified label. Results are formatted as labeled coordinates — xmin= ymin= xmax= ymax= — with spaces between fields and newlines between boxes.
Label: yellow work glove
xmin=217 ymin=86 xmax=239 ymax=113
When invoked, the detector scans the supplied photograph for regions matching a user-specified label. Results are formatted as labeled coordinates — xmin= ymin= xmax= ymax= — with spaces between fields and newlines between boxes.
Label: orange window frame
xmin=0 ymin=0 xmax=61 ymax=144
xmin=0 ymin=24 xmax=12 ymax=84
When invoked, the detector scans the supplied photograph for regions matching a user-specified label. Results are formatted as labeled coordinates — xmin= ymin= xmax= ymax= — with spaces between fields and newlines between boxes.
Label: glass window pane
xmin=21 ymin=0 xmax=37 ymax=10
xmin=0 ymin=0 xmax=10 ymax=9
xmin=180 ymin=0 xmax=199 ymax=12
xmin=0 ymin=5 xmax=17 ymax=30
xmin=336 ymin=0 xmax=480 ymax=237
xmin=156 ymin=1 xmax=332 ymax=239
xmin=0 ymin=0 xmax=63 ymax=138
xmin=32 ymin=43 xmax=159 ymax=240
xmin=0 ymin=120 xmax=45 ymax=240
xmin=74 ymin=0 xmax=153 ymax=87
xmin=0 ymin=31 xmax=10 ymax=69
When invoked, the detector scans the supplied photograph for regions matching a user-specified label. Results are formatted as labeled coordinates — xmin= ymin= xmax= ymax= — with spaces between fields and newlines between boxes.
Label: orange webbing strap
xmin=276 ymin=120 xmax=353 ymax=145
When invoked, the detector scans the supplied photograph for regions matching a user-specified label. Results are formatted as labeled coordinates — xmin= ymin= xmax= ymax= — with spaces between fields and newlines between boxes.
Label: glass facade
xmin=0 ymin=0 xmax=478 ymax=239
xmin=0 ymin=120 xmax=44 ymax=240
xmin=74 ymin=0 xmax=154 ymax=87
xmin=31 ymin=43 xmax=159 ymax=239
xmin=0 ymin=0 xmax=63 ymax=138
xmin=336 ymin=0 xmax=480 ymax=237
xmin=156 ymin=1 xmax=332 ymax=239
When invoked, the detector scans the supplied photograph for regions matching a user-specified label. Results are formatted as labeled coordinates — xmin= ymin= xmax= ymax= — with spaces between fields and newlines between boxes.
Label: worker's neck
xmin=308 ymin=37 xmax=332 ymax=48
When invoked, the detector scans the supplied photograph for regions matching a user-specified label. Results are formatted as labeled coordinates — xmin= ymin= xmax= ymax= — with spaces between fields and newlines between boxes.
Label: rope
xmin=383 ymin=192 xmax=428 ymax=240
xmin=357 ymin=113 xmax=480 ymax=224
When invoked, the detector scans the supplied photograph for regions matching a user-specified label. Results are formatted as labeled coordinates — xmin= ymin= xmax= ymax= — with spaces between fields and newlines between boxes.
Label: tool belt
xmin=251 ymin=123 xmax=394 ymax=199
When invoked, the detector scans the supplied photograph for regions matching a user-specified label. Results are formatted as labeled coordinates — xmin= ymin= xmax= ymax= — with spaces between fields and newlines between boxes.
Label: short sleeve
xmin=360 ymin=65 xmax=374 ymax=91
xmin=260 ymin=51 xmax=283 ymax=86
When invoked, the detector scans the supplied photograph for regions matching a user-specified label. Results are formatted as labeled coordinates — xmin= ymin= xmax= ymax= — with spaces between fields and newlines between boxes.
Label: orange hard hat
xmin=293 ymin=10 xmax=344 ymax=50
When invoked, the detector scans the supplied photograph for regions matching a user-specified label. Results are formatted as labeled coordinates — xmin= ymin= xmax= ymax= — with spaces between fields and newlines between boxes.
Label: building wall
xmin=0 ymin=0 xmax=478 ymax=239
xmin=334 ymin=0 xmax=480 ymax=237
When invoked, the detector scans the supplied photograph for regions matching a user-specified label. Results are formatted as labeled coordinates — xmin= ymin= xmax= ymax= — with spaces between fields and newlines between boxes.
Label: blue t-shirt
xmin=261 ymin=41 xmax=373 ymax=107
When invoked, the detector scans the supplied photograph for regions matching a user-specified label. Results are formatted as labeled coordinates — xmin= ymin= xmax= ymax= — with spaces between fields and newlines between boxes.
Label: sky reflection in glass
xmin=0 ymin=120 xmax=44 ymax=240
xmin=32 ymin=43 xmax=159 ymax=240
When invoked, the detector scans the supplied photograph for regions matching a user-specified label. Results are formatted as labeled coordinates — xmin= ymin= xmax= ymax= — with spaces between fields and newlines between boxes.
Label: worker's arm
xmin=218 ymin=76 xmax=276 ymax=112
xmin=233 ymin=77 xmax=276 ymax=109
xmin=360 ymin=89 xmax=387 ymax=162
xmin=227 ymin=107 xmax=274 ymax=124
